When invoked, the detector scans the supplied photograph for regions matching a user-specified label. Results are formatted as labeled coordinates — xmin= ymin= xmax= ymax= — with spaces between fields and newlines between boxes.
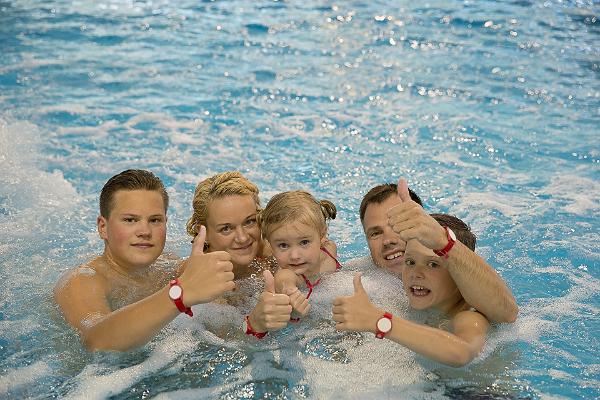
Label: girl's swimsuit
xmin=290 ymin=247 xmax=342 ymax=322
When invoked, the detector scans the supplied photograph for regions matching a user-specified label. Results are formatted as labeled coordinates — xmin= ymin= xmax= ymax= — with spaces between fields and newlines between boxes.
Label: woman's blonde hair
xmin=186 ymin=171 xmax=261 ymax=237
xmin=259 ymin=190 xmax=336 ymax=240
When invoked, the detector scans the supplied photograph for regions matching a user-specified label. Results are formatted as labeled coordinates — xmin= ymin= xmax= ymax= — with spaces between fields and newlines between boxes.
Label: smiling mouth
xmin=385 ymin=251 xmax=404 ymax=261
xmin=410 ymin=285 xmax=431 ymax=296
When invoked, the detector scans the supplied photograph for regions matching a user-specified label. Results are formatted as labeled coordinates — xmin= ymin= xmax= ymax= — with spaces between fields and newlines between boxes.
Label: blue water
xmin=0 ymin=0 xmax=598 ymax=399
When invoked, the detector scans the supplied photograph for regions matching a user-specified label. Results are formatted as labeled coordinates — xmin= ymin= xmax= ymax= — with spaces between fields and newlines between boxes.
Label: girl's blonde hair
xmin=259 ymin=190 xmax=336 ymax=239
xmin=186 ymin=171 xmax=261 ymax=237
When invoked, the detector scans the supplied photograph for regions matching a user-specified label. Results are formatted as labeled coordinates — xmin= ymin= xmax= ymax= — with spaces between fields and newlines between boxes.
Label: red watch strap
xmin=169 ymin=279 xmax=193 ymax=317
xmin=245 ymin=315 xmax=267 ymax=339
xmin=433 ymin=226 xmax=455 ymax=259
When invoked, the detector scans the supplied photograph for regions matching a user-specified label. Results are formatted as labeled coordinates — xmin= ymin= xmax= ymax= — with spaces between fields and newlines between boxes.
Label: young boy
xmin=54 ymin=169 xmax=236 ymax=351
xmin=332 ymin=213 xmax=489 ymax=367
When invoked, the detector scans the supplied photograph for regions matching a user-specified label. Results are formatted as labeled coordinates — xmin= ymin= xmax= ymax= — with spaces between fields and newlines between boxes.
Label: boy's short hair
xmin=359 ymin=183 xmax=423 ymax=223
xmin=99 ymin=169 xmax=169 ymax=218
xmin=430 ymin=213 xmax=476 ymax=251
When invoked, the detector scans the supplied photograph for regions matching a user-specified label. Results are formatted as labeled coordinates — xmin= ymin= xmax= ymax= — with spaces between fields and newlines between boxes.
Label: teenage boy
xmin=54 ymin=169 xmax=236 ymax=351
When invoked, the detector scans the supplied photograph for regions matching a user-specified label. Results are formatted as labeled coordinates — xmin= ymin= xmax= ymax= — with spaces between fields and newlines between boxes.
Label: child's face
xmin=268 ymin=221 xmax=323 ymax=277
xmin=402 ymin=239 xmax=461 ymax=313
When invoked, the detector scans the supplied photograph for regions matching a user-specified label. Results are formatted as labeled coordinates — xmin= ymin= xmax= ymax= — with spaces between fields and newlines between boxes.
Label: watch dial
xmin=169 ymin=285 xmax=182 ymax=299
xmin=377 ymin=317 xmax=392 ymax=332
xmin=448 ymin=228 xmax=457 ymax=241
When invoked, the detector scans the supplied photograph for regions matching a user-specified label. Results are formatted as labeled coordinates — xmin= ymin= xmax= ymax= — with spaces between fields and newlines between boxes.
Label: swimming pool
xmin=1 ymin=0 xmax=598 ymax=398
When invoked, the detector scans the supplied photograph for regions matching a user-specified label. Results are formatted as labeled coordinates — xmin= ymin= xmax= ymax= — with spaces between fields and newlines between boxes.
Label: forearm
xmin=385 ymin=317 xmax=476 ymax=367
xmin=447 ymin=242 xmax=518 ymax=323
xmin=83 ymin=286 xmax=180 ymax=351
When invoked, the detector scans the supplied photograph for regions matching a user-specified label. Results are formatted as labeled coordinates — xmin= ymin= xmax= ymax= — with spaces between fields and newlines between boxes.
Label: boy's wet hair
xmin=186 ymin=171 xmax=260 ymax=237
xmin=430 ymin=213 xmax=476 ymax=251
xmin=259 ymin=190 xmax=336 ymax=240
xmin=100 ymin=169 xmax=168 ymax=218
xmin=359 ymin=183 xmax=423 ymax=223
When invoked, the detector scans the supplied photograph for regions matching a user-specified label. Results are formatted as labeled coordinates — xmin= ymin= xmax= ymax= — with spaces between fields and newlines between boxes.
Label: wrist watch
xmin=433 ymin=226 xmax=457 ymax=259
xmin=375 ymin=312 xmax=393 ymax=339
xmin=169 ymin=279 xmax=193 ymax=317
xmin=243 ymin=315 xmax=267 ymax=339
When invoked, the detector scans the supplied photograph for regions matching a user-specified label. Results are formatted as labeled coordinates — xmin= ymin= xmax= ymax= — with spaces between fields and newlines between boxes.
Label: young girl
xmin=332 ymin=214 xmax=490 ymax=367
xmin=259 ymin=190 xmax=342 ymax=321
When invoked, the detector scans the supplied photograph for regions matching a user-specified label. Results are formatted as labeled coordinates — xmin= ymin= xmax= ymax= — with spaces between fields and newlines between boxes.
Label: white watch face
xmin=169 ymin=285 xmax=182 ymax=300
xmin=448 ymin=228 xmax=457 ymax=241
xmin=377 ymin=317 xmax=392 ymax=333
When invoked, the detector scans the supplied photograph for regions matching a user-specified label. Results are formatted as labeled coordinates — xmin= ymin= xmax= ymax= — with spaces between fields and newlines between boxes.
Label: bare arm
xmin=444 ymin=241 xmax=517 ymax=323
xmin=383 ymin=311 xmax=488 ymax=367
xmin=54 ymin=227 xmax=235 ymax=351
xmin=332 ymin=274 xmax=489 ymax=367
xmin=388 ymin=178 xmax=518 ymax=323
xmin=54 ymin=271 xmax=181 ymax=351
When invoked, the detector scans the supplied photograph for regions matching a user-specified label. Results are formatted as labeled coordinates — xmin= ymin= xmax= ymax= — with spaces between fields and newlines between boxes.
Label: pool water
xmin=1 ymin=0 xmax=598 ymax=399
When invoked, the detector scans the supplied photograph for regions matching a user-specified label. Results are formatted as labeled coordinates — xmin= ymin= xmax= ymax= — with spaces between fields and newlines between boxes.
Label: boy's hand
xmin=332 ymin=273 xmax=381 ymax=333
xmin=179 ymin=225 xmax=236 ymax=305
xmin=248 ymin=270 xmax=293 ymax=332
xmin=387 ymin=177 xmax=447 ymax=250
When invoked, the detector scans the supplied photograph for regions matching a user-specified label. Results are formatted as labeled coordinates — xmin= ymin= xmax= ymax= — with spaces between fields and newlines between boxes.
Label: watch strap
xmin=245 ymin=315 xmax=267 ymax=339
xmin=169 ymin=279 xmax=193 ymax=317
xmin=433 ymin=226 xmax=456 ymax=259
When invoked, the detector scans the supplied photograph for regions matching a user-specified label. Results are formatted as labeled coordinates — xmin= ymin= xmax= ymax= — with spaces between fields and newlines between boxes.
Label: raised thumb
xmin=397 ymin=177 xmax=411 ymax=203
xmin=191 ymin=225 xmax=206 ymax=256
xmin=263 ymin=270 xmax=275 ymax=294
xmin=353 ymin=272 xmax=366 ymax=295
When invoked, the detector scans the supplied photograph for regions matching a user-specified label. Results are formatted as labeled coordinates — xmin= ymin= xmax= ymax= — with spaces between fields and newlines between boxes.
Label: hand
xmin=283 ymin=284 xmax=311 ymax=317
xmin=178 ymin=225 xmax=236 ymax=305
xmin=387 ymin=177 xmax=447 ymax=250
xmin=248 ymin=270 xmax=293 ymax=332
xmin=332 ymin=273 xmax=382 ymax=332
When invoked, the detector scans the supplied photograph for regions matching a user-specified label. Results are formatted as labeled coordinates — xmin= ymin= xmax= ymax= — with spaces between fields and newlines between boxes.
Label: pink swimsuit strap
xmin=300 ymin=274 xmax=322 ymax=299
xmin=320 ymin=246 xmax=342 ymax=270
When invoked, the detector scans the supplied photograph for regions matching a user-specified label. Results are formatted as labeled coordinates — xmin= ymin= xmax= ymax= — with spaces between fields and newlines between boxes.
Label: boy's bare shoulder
xmin=54 ymin=258 xmax=109 ymax=297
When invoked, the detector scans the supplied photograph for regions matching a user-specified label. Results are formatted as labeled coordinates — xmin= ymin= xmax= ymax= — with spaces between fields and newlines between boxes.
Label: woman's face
xmin=205 ymin=194 xmax=261 ymax=272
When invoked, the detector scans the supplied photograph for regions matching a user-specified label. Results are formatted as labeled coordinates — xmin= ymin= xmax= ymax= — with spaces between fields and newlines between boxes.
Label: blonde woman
xmin=186 ymin=171 xmax=292 ymax=338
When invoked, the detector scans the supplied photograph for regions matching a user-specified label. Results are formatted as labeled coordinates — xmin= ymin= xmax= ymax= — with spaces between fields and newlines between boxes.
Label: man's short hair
xmin=430 ymin=213 xmax=476 ymax=251
xmin=359 ymin=183 xmax=424 ymax=223
xmin=99 ymin=169 xmax=169 ymax=218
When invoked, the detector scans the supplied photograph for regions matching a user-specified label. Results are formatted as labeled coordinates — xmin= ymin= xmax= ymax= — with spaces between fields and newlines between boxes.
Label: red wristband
xmin=244 ymin=315 xmax=267 ymax=339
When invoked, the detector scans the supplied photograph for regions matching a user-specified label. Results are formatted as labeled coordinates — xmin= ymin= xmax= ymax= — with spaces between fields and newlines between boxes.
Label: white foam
xmin=0 ymin=361 xmax=51 ymax=395
xmin=0 ymin=119 xmax=80 ymax=217
xmin=65 ymin=330 xmax=197 ymax=400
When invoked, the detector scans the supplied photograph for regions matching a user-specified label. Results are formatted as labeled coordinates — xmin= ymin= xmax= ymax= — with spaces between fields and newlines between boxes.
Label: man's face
xmin=362 ymin=195 xmax=406 ymax=275
xmin=98 ymin=190 xmax=167 ymax=271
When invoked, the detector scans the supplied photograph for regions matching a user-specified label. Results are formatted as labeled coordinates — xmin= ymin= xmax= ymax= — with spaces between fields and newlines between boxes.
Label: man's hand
xmin=332 ymin=273 xmax=381 ymax=332
xmin=387 ymin=177 xmax=447 ymax=250
xmin=179 ymin=225 xmax=236 ymax=305
xmin=248 ymin=270 xmax=293 ymax=332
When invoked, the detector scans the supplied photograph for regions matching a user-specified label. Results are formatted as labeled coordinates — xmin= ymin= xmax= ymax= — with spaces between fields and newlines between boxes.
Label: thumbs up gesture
xmin=332 ymin=273 xmax=382 ymax=333
xmin=387 ymin=177 xmax=448 ymax=250
xmin=178 ymin=225 xmax=236 ymax=305
xmin=246 ymin=270 xmax=294 ymax=333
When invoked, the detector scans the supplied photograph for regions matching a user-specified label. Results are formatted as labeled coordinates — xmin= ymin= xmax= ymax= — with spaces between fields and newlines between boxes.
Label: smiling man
xmin=358 ymin=178 xmax=518 ymax=324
